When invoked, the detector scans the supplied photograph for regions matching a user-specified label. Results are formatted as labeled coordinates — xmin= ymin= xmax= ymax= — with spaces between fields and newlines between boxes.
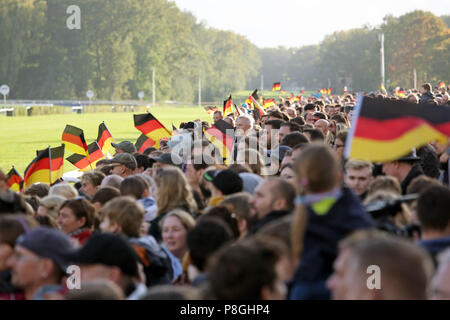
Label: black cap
xmin=16 ymin=227 xmax=73 ymax=272
xmin=397 ymin=149 xmax=421 ymax=162
xmin=63 ymin=233 xmax=139 ymax=277
xmin=204 ymin=169 xmax=243 ymax=195
xmin=151 ymin=152 xmax=183 ymax=168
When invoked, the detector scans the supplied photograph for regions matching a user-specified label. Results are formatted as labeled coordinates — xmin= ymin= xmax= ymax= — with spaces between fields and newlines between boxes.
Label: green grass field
xmin=0 ymin=106 xmax=211 ymax=175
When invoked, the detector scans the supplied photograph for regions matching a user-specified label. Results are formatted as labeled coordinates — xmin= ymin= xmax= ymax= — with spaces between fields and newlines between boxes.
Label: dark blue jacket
xmin=289 ymin=188 xmax=373 ymax=300
xmin=417 ymin=237 xmax=450 ymax=265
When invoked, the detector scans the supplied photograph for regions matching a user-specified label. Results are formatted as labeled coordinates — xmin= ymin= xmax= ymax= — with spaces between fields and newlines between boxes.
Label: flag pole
xmin=48 ymin=146 xmax=52 ymax=185
xmin=103 ymin=121 xmax=116 ymax=143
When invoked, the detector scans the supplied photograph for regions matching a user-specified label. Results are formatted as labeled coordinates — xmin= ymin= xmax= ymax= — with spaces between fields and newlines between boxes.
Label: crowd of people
xmin=0 ymin=83 xmax=449 ymax=300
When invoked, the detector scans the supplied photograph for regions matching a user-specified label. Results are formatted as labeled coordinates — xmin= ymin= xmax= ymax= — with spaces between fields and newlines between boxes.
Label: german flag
xmin=66 ymin=142 xmax=105 ymax=172
xmin=223 ymin=95 xmax=233 ymax=117
xmin=62 ymin=125 xmax=88 ymax=156
xmin=380 ymin=83 xmax=387 ymax=93
xmin=327 ymin=87 xmax=332 ymax=95
xmin=135 ymin=134 xmax=156 ymax=153
xmin=97 ymin=122 xmax=115 ymax=155
xmin=50 ymin=145 xmax=65 ymax=184
xmin=134 ymin=113 xmax=171 ymax=148
xmin=233 ymin=104 xmax=241 ymax=116
xmin=345 ymin=95 xmax=450 ymax=163
xmin=263 ymin=98 xmax=276 ymax=109
xmin=6 ymin=167 xmax=23 ymax=192
xmin=438 ymin=81 xmax=446 ymax=89
xmin=280 ymin=89 xmax=286 ymax=94
xmin=272 ymin=82 xmax=281 ymax=91
xmin=250 ymin=96 xmax=266 ymax=120
xmin=245 ymin=90 xmax=259 ymax=106
xmin=24 ymin=148 xmax=51 ymax=188
xmin=204 ymin=119 xmax=234 ymax=164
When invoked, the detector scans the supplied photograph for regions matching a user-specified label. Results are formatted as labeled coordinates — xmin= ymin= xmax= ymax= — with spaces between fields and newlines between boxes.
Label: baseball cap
xmin=111 ymin=141 xmax=137 ymax=154
xmin=151 ymin=153 xmax=182 ymax=168
xmin=63 ymin=233 xmax=139 ymax=278
xmin=16 ymin=227 xmax=74 ymax=272
xmin=396 ymin=149 xmax=421 ymax=162
xmin=239 ymin=173 xmax=263 ymax=194
xmin=204 ymin=169 xmax=243 ymax=195
xmin=111 ymin=153 xmax=137 ymax=170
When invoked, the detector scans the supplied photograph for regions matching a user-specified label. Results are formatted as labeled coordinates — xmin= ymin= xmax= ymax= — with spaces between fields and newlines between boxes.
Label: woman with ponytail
xmin=289 ymin=143 xmax=373 ymax=300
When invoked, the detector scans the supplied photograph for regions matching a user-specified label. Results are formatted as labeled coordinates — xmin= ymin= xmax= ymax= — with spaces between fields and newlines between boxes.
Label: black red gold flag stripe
xmin=345 ymin=95 xmax=450 ymax=162
xmin=24 ymin=148 xmax=51 ymax=188
xmin=6 ymin=167 xmax=23 ymax=192
xmin=249 ymin=95 xmax=266 ymax=120
xmin=272 ymin=83 xmax=281 ymax=91
xmin=245 ymin=90 xmax=259 ymax=105
xmin=204 ymin=119 xmax=234 ymax=164
xmin=66 ymin=142 xmax=105 ymax=172
xmin=263 ymin=99 xmax=276 ymax=109
xmin=97 ymin=122 xmax=115 ymax=155
xmin=50 ymin=145 xmax=65 ymax=184
xmin=62 ymin=125 xmax=89 ymax=156
xmin=66 ymin=154 xmax=91 ymax=172
xmin=135 ymin=134 xmax=156 ymax=153
xmin=134 ymin=113 xmax=171 ymax=148
xmin=223 ymin=95 xmax=233 ymax=117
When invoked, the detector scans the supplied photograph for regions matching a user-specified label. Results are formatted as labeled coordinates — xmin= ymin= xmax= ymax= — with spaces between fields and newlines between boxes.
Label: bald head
xmin=315 ymin=119 xmax=329 ymax=135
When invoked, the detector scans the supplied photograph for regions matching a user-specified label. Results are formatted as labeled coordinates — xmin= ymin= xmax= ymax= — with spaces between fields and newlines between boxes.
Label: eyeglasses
xmin=333 ymin=144 xmax=345 ymax=149
xmin=12 ymin=251 xmax=41 ymax=263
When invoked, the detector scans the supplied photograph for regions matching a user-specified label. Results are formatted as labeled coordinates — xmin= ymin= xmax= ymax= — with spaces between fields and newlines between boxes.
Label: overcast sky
xmin=174 ymin=0 xmax=450 ymax=48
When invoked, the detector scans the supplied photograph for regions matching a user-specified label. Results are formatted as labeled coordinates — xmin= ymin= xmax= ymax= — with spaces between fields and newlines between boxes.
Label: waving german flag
xmin=345 ymin=96 xmax=450 ymax=163
xmin=272 ymin=82 xmax=281 ymax=91
xmin=135 ymin=134 xmax=156 ymax=153
xmin=62 ymin=125 xmax=88 ymax=156
xmin=50 ymin=145 xmax=65 ymax=184
xmin=66 ymin=142 xmax=105 ymax=172
xmin=134 ymin=113 xmax=171 ymax=148
xmin=245 ymin=90 xmax=259 ymax=106
xmin=439 ymin=81 xmax=446 ymax=89
xmin=205 ymin=119 xmax=234 ymax=164
xmin=97 ymin=122 xmax=115 ymax=155
xmin=24 ymin=148 xmax=51 ymax=188
xmin=223 ymin=95 xmax=233 ymax=117
xmin=6 ymin=167 xmax=23 ymax=192
xmin=248 ymin=95 xmax=266 ymax=120
xmin=263 ymin=98 xmax=276 ymax=109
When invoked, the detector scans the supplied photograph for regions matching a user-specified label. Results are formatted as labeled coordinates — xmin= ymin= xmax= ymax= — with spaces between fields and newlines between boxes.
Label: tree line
xmin=256 ymin=11 xmax=450 ymax=93
xmin=0 ymin=0 xmax=261 ymax=102
xmin=1 ymin=2 xmax=449 ymax=102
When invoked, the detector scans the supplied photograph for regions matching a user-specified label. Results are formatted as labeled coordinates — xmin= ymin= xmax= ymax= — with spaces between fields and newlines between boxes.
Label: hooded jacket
xmin=289 ymin=188 xmax=373 ymax=300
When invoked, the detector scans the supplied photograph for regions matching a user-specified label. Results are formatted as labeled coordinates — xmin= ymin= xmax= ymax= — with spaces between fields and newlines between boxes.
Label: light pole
xmin=379 ymin=32 xmax=385 ymax=89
